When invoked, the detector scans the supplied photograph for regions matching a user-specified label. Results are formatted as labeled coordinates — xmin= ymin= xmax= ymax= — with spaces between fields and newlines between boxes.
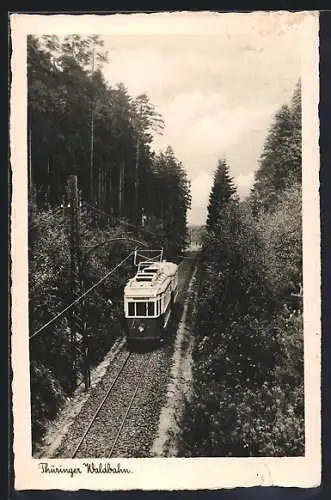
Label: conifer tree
xmin=181 ymin=81 xmax=304 ymax=459
xmin=206 ymin=158 xmax=236 ymax=232
xmin=251 ymin=80 xmax=301 ymax=213
xmin=27 ymin=34 xmax=190 ymax=254
xmin=288 ymin=79 xmax=302 ymax=185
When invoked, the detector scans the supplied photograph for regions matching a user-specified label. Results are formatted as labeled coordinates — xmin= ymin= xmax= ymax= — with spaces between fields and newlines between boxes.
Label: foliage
xmin=250 ymin=81 xmax=301 ymax=212
xmin=180 ymin=82 xmax=304 ymax=457
xmin=30 ymin=361 xmax=66 ymax=440
xmin=255 ymin=183 xmax=302 ymax=309
xmin=188 ymin=225 xmax=206 ymax=246
xmin=181 ymin=310 xmax=304 ymax=457
xmin=27 ymin=34 xmax=190 ymax=257
xmin=29 ymin=202 xmax=164 ymax=446
xmin=206 ymin=158 xmax=237 ymax=232
xmin=28 ymin=35 xmax=191 ymax=446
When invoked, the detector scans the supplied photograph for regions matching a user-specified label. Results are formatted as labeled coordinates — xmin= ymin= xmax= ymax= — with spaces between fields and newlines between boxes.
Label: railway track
xmin=71 ymin=349 xmax=153 ymax=458
xmin=44 ymin=253 xmax=198 ymax=459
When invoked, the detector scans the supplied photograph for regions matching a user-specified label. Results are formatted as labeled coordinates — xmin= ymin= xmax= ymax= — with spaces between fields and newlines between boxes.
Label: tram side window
xmin=128 ymin=302 xmax=135 ymax=316
xmin=136 ymin=302 xmax=147 ymax=316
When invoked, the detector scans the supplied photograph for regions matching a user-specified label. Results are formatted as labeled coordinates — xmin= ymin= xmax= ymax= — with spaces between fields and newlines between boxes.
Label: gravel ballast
xmin=37 ymin=253 xmax=198 ymax=459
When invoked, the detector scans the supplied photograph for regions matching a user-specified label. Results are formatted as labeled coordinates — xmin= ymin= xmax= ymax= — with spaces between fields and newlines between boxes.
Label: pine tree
xmin=206 ymin=158 xmax=237 ymax=232
xmin=151 ymin=146 xmax=191 ymax=257
xmin=288 ymin=79 xmax=302 ymax=186
xmin=250 ymin=80 xmax=301 ymax=213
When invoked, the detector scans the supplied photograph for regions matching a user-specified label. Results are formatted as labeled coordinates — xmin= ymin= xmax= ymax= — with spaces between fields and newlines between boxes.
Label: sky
xmin=99 ymin=12 xmax=302 ymax=225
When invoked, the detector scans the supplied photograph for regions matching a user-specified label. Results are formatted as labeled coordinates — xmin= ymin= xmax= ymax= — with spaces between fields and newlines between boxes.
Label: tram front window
xmin=147 ymin=302 xmax=154 ymax=316
xmin=136 ymin=302 xmax=147 ymax=316
xmin=128 ymin=302 xmax=135 ymax=316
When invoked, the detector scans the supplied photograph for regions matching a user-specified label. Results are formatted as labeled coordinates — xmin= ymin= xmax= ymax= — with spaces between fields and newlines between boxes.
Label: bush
xmin=29 ymin=205 xmax=161 ymax=447
xmin=255 ymin=183 xmax=302 ymax=309
xmin=179 ymin=183 xmax=304 ymax=457
xmin=30 ymin=361 xmax=66 ymax=441
xmin=180 ymin=309 xmax=304 ymax=457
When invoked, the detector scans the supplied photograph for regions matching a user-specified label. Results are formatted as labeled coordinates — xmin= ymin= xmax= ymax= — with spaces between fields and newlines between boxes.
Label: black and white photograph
xmin=10 ymin=11 xmax=320 ymax=491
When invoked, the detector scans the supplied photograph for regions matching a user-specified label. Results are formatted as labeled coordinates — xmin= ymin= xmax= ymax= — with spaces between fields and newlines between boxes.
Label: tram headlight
xmin=138 ymin=324 xmax=145 ymax=333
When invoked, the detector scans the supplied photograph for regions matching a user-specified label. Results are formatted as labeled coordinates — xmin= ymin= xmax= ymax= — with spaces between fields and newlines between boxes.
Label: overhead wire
xmin=82 ymin=201 xmax=160 ymax=239
xmin=29 ymin=199 xmax=165 ymax=341
xmin=29 ymin=251 xmax=135 ymax=340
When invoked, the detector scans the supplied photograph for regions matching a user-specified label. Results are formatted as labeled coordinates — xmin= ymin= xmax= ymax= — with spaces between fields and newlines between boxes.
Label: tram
xmin=123 ymin=250 xmax=178 ymax=345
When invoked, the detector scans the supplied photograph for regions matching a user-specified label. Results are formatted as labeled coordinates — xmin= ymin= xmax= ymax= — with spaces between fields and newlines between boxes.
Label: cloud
xmin=153 ymin=99 xmax=278 ymax=183
xmin=188 ymin=170 xmax=256 ymax=226
xmin=100 ymin=18 xmax=301 ymax=224
xmin=235 ymin=172 xmax=255 ymax=199
xmin=188 ymin=171 xmax=213 ymax=226
xmin=104 ymin=30 xmax=300 ymax=113
xmin=105 ymin=46 xmax=185 ymax=98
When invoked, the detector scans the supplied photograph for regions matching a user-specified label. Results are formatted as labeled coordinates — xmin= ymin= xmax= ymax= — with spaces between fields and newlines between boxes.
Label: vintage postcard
xmin=10 ymin=11 xmax=321 ymax=491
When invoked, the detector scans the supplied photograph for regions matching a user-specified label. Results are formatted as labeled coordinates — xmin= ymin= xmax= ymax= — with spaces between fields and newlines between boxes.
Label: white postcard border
xmin=10 ymin=11 xmax=321 ymax=491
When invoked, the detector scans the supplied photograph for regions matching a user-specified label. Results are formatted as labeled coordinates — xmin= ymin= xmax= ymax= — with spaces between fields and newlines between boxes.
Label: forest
xmin=27 ymin=33 xmax=303 ymax=456
xmin=28 ymin=34 xmax=191 ymax=446
xmin=28 ymin=34 xmax=191 ymax=255
xmin=180 ymin=81 xmax=304 ymax=456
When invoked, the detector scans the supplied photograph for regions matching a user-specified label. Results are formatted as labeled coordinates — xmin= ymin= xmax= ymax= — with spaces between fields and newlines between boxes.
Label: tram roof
xmin=124 ymin=260 xmax=178 ymax=298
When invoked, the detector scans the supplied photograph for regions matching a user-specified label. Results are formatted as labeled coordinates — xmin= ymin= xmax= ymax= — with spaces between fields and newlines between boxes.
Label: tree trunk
xmin=118 ymin=160 xmax=125 ymax=219
xmin=135 ymin=140 xmax=140 ymax=224
xmin=28 ymin=112 xmax=33 ymax=202
xmin=90 ymin=109 xmax=94 ymax=202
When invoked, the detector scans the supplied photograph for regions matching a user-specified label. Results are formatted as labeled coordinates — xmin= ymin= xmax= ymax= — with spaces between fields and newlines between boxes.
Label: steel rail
xmin=71 ymin=351 xmax=132 ymax=458
xmin=107 ymin=352 xmax=153 ymax=458
xmin=71 ymin=256 xmax=193 ymax=459
xmin=106 ymin=256 xmax=195 ymax=457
